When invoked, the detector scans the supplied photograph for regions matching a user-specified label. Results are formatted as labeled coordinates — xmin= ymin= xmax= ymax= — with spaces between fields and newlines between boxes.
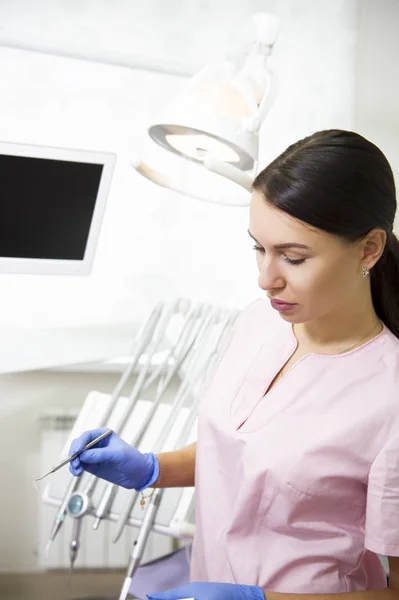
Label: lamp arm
xmin=246 ymin=69 xmax=278 ymax=133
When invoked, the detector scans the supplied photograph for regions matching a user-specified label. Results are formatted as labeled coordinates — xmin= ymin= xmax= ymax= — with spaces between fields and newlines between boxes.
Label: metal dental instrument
xmin=34 ymin=429 xmax=113 ymax=488
xmin=113 ymin=306 xmax=233 ymax=543
xmin=68 ymin=519 xmax=82 ymax=588
xmin=91 ymin=359 xmax=171 ymax=533
xmin=64 ymin=362 xmax=162 ymax=578
xmin=66 ymin=489 xmax=91 ymax=584
xmin=111 ymin=304 xmax=213 ymax=543
xmin=92 ymin=303 xmax=206 ymax=530
xmin=61 ymin=299 xmax=192 ymax=573
xmin=44 ymin=301 xmax=166 ymax=550
xmin=63 ymin=300 xmax=186 ymax=566
xmin=61 ymin=303 xmax=171 ymax=579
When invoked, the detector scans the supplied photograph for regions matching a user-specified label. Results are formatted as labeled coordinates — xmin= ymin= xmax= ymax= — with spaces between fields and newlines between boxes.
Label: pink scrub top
xmin=191 ymin=299 xmax=399 ymax=593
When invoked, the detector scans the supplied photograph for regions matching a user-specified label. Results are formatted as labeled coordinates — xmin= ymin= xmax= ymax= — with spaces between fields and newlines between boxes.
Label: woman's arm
xmin=153 ymin=442 xmax=196 ymax=488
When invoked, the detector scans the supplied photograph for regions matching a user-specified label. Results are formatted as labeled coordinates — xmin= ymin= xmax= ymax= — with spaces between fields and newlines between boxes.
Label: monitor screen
xmin=0 ymin=142 xmax=116 ymax=275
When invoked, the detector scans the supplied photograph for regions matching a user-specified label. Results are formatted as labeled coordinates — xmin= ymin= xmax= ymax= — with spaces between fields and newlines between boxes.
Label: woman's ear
xmin=360 ymin=228 xmax=387 ymax=269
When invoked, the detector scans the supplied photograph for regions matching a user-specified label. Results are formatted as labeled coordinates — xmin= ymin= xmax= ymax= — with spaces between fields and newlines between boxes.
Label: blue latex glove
xmin=68 ymin=427 xmax=159 ymax=491
xmin=147 ymin=582 xmax=265 ymax=600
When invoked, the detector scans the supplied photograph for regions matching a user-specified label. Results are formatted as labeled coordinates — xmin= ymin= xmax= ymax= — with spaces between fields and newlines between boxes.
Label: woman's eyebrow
xmin=247 ymin=229 xmax=310 ymax=250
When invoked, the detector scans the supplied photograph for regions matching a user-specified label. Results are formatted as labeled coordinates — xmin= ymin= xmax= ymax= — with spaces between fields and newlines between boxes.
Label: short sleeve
xmin=365 ymin=429 xmax=399 ymax=556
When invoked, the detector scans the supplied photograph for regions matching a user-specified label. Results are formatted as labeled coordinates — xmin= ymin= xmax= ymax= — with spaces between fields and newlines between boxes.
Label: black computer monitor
xmin=0 ymin=141 xmax=116 ymax=275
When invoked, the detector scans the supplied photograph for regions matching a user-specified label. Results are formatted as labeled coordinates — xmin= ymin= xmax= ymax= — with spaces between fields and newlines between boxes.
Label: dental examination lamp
xmin=132 ymin=12 xmax=280 ymax=207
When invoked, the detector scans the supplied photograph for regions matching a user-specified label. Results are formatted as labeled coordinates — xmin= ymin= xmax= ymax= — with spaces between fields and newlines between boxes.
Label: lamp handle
xmin=204 ymin=156 xmax=253 ymax=191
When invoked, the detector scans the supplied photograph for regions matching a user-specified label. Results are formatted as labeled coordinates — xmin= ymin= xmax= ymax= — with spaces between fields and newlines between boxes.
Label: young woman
xmin=70 ymin=130 xmax=399 ymax=600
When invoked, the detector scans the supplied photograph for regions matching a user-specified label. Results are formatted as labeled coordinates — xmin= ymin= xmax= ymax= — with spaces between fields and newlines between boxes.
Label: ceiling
xmin=0 ymin=0 xmax=282 ymax=76
xmin=0 ymin=0 xmax=358 ymax=76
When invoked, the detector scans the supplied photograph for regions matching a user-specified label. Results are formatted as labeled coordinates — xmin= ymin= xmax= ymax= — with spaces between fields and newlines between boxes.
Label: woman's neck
xmin=294 ymin=291 xmax=382 ymax=354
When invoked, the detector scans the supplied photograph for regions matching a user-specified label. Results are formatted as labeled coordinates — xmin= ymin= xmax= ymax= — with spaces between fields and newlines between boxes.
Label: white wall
xmin=354 ymin=0 xmax=399 ymax=231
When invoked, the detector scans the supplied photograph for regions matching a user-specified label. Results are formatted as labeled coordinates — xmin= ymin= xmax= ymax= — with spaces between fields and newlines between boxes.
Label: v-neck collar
xmin=230 ymin=317 xmax=388 ymax=433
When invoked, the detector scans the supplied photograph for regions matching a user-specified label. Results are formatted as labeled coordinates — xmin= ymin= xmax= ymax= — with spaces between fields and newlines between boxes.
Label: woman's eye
xmin=252 ymin=245 xmax=305 ymax=265
xmin=283 ymin=255 xmax=306 ymax=265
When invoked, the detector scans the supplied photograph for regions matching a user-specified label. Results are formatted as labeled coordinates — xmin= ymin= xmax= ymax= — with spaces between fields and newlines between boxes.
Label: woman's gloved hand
xmin=147 ymin=582 xmax=265 ymax=600
xmin=68 ymin=427 xmax=159 ymax=491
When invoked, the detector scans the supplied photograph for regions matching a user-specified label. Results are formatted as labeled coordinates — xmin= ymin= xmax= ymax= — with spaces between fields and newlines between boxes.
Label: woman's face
xmin=249 ymin=191 xmax=366 ymax=324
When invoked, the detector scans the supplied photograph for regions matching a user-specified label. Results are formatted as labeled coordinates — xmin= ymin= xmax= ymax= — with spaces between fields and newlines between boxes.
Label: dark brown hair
xmin=253 ymin=129 xmax=399 ymax=337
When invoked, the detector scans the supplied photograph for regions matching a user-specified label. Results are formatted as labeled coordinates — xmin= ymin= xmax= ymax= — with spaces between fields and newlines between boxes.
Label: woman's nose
xmin=258 ymin=257 xmax=285 ymax=292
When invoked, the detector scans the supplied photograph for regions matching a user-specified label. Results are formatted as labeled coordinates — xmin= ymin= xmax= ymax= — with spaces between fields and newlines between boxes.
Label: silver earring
xmin=361 ymin=265 xmax=370 ymax=278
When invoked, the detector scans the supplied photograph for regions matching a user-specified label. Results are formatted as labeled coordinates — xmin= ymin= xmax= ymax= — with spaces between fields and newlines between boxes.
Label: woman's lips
xmin=269 ymin=298 xmax=297 ymax=312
